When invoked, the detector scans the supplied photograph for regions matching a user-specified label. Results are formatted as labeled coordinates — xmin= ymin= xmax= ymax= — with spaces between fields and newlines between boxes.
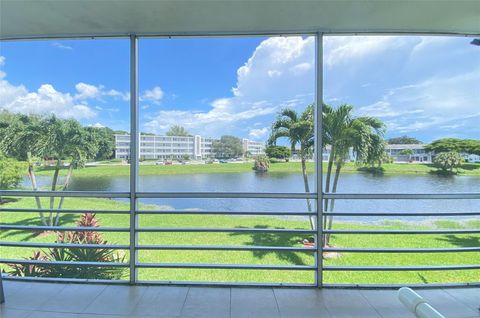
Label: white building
xmin=320 ymin=144 xmax=434 ymax=163
xmin=385 ymin=144 xmax=433 ymax=163
xmin=116 ymin=134 xmax=264 ymax=160
xmin=463 ymin=153 xmax=480 ymax=163
xmin=242 ymin=139 xmax=265 ymax=156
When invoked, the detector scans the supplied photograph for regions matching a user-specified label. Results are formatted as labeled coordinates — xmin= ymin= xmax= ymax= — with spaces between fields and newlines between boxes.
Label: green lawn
xmin=1 ymin=197 xmax=479 ymax=284
xmin=33 ymin=161 xmax=480 ymax=177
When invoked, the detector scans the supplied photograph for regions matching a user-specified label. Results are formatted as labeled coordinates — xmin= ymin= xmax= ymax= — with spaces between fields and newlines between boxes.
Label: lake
xmin=29 ymin=171 xmax=480 ymax=221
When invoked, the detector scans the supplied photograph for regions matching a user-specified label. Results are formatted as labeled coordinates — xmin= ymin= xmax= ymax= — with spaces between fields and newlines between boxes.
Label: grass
xmin=33 ymin=161 xmax=480 ymax=177
xmin=1 ymin=197 xmax=479 ymax=284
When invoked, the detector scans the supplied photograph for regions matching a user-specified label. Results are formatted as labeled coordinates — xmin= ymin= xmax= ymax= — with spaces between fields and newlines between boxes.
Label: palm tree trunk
xmin=300 ymin=154 xmax=315 ymax=230
xmin=326 ymin=162 xmax=342 ymax=246
xmin=54 ymin=162 xmax=74 ymax=226
xmin=27 ymin=163 xmax=47 ymax=226
xmin=48 ymin=159 xmax=61 ymax=225
xmin=323 ymin=144 xmax=335 ymax=246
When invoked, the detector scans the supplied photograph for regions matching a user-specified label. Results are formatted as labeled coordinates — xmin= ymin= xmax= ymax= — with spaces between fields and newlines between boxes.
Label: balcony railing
xmin=0 ymin=190 xmax=479 ymax=288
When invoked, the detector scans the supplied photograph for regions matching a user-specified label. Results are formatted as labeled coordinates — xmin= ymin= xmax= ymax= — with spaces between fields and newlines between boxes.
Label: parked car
xmin=155 ymin=161 xmax=164 ymax=165
xmin=164 ymin=161 xmax=173 ymax=165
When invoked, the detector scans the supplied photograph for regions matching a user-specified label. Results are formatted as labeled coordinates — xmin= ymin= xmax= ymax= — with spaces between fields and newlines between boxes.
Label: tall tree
xmin=166 ymin=125 xmax=190 ymax=136
xmin=323 ymin=104 xmax=385 ymax=245
xmin=213 ymin=135 xmax=243 ymax=159
xmin=269 ymin=105 xmax=315 ymax=228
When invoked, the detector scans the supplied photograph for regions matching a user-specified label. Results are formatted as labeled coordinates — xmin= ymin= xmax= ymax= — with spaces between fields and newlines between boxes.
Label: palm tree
xmin=269 ymin=105 xmax=315 ymax=229
xmin=322 ymin=104 xmax=385 ymax=245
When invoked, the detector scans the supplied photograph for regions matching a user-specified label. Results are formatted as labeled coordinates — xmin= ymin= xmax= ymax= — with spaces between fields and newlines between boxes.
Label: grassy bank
xmin=1 ymin=197 xmax=479 ymax=284
xmin=33 ymin=161 xmax=480 ymax=177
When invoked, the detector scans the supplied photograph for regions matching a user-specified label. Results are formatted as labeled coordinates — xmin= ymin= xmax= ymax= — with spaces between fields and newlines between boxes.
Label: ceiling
xmin=1 ymin=0 xmax=479 ymax=40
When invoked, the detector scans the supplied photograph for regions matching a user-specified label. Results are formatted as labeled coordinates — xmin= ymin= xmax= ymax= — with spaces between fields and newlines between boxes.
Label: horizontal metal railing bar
xmin=323 ymin=247 xmax=480 ymax=253
xmin=136 ymin=227 xmax=315 ymax=234
xmin=137 ymin=192 xmax=317 ymax=199
xmin=136 ymin=280 xmax=315 ymax=288
xmin=0 ymin=190 xmax=130 ymax=198
xmin=2 ymin=275 xmax=128 ymax=284
xmin=0 ymin=208 xmax=130 ymax=214
xmin=323 ymin=193 xmax=480 ymax=200
xmin=323 ymin=229 xmax=480 ymax=234
xmin=0 ymin=259 xmax=129 ymax=267
xmin=323 ymin=282 xmax=480 ymax=289
xmin=322 ymin=211 xmax=480 ymax=216
xmin=136 ymin=245 xmax=316 ymax=252
xmin=136 ymin=210 xmax=317 ymax=216
xmin=0 ymin=225 xmax=130 ymax=232
xmin=324 ymin=265 xmax=480 ymax=271
xmin=0 ymin=242 xmax=130 ymax=249
xmin=136 ymin=263 xmax=316 ymax=270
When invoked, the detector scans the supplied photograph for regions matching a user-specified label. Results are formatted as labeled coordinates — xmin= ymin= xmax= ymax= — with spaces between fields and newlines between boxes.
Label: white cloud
xmin=52 ymin=42 xmax=73 ymax=50
xmin=323 ymin=36 xmax=413 ymax=67
xmin=74 ymin=82 xmax=129 ymax=101
xmin=0 ymin=56 xmax=5 ymax=66
xmin=141 ymin=86 xmax=163 ymax=104
xmin=75 ymin=82 xmax=100 ymax=100
xmin=0 ymin=59 xmax=96 ymax=119
xmin=249 ymin=127 xmax=269 ymax=139
xmin=0 ymin=83 xmax=96 ymax=119
xmin=144 ymin=36 xmax=315 ymax=138
xmin=360 ymin=70 xmax=480 ymax=134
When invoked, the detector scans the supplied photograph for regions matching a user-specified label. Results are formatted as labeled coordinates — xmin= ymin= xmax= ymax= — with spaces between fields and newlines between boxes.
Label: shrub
xmin=0 ymin=153 xmax=25 ymax=203
xmin=253 ymin=155 xmax=270 ymax=172
xmin=8 ymin=212 xmax=125 ymax=279
xmin=433 ymin=151 xmax=463 ymax=174
xmin=265 ymin=145 xmax=291 ymax=160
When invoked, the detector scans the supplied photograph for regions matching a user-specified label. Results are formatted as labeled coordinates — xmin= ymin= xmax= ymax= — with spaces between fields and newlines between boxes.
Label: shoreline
xmin=32 ymin=161 xmax=480 ymax=177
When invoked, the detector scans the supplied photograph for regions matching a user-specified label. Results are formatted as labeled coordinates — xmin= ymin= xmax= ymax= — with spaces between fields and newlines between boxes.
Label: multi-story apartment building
xmin=321 ymin=144 xmax=434 ymax=163
xmin=242 ymin=139 xmax=265 ymax=156
xmin=115 ymin=134 xmax=264 ymax=160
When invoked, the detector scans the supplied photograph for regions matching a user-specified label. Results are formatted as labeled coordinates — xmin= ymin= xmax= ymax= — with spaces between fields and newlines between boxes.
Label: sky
xmin=0 ymin=35 xmax=478 ymax=143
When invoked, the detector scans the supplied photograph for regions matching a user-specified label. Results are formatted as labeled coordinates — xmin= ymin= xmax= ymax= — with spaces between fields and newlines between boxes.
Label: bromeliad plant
xmin=8 ymin=212 xmax=125 ymax=279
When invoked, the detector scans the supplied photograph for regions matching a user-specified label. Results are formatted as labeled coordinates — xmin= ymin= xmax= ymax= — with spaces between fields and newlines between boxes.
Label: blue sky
xmin=0 ymin=35 xmax=478 ymax=143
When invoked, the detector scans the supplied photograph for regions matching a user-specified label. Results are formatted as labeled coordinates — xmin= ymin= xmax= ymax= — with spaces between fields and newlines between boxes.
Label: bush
xmin=265 ymin=145 xmax=291 ymax=160
xmin=253 ymin=155 xmax=270 ymax=172
xmin=8 ymin=212 xmax=125 ymax=279
xmin=0 ymin=153 xmax=25 ymax=189
xmin=433 ymin=152 xmax=463 ymax=174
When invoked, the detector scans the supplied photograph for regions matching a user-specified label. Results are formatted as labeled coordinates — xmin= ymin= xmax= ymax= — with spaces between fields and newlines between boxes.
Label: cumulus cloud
xmin=144 ymin=36 xmax=316 ymax=138
xmin=0 ymin=56 xmax=96 ymax=119
xmin=0 ymin=83 xmax=96 ymax=119
xmin=249 ymin=127 xmax=269 ymax=140
xmin=141 ymin=86 xmax=164 ymax=104
xmin=74 ymin=82 xmax=129 ymax=101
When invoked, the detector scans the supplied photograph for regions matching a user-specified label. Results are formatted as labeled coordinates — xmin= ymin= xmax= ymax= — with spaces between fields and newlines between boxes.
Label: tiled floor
xmin=1 ymin=281 xmax=479 ymax=317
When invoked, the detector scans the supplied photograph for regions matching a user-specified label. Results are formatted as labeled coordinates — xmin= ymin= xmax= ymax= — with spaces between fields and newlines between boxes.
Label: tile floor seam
xmin=229 ymin=288 xmax=232 ymax=318
xmin=74 ymin=284 xmax=109 ymax=314
xmin=271 ymin=288 xmax=282 ymax=318
xmin=442 ymin=288 xmax=480 ymax=313
xmin=178 ymin=286 xmax=191 ymax=317
xmin=358 ymin=290 xmax=385 ymax=318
